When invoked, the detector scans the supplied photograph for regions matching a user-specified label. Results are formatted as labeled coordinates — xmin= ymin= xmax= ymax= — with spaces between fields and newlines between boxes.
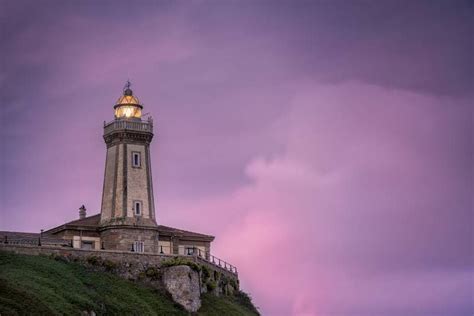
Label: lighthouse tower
xmin=99 ymin=82 xmax=159 ymax=252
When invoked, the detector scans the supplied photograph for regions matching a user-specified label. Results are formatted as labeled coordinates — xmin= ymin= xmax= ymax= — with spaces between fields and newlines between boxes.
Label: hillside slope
xmin=0 ymin=251 xmax=259 ymax=316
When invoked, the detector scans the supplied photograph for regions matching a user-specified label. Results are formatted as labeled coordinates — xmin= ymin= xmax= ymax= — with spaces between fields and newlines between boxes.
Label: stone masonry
xmin=0 ymin=244 xmax=239 ymax=312
xmin=162 ymin=265 xmax=201 ymax=312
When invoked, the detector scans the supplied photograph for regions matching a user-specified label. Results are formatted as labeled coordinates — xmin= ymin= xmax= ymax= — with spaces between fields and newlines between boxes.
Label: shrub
xmin=229 ymin=278 xmax=238 ymax=289
xmin=201 ymin=265 xmax=211 ymax=281
xmin=103 ymin=259 xmax=118 ymax=271
xmin=86 ymin=255 xmax=101 ymax=266
xmin=161 ymin=257 xmax=201 ymax=272
xmin=220 ymin=275 xmax=229 ymax=286
xmin=234 ymin=291 xmax=260 ymax=314
xmin=47 ymin=254 xmax=75 ymax=264
xmin=206 ymin=280 xmax=217 ymax=292
xmin=137 ymin=271 xmax=146 ymax=280
xmin=145 ymin=267 xmax=160 ymax=280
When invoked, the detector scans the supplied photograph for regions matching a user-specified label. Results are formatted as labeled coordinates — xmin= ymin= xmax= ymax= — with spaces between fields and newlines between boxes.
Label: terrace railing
xmin=202 ymin=250 xmax=238 ymax=275
xmin=158 ymin=245 xmax=237 ymax=275
xmin=3 ymin=236 xmax=72 ymax=247
xmin=3 ymin=235 xmax=237 ymax=275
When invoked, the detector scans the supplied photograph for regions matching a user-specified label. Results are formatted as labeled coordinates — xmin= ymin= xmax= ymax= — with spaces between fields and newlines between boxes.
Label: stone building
xmin=42 ymin=83 xmax=214 ymax=256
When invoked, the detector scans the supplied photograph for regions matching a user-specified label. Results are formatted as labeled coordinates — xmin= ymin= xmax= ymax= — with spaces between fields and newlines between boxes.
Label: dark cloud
xmin=0 ymin=1 xmax=472 ymax=315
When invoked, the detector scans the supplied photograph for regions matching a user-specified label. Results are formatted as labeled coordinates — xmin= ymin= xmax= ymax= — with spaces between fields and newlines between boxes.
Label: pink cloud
xmin=1 ymin=3 xmax=471 ymax=313
xmin=161 ymin=82 xmax=472 ymax=315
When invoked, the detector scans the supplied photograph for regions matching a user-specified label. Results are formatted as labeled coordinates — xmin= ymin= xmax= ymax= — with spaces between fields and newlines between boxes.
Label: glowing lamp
xmin=114 ymin=87 xmax=143 ymax=119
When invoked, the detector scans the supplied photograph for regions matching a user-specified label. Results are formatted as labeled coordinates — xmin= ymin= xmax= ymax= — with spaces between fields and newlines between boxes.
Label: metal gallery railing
xmin=104 ymin=119 xmax=153 ymax=135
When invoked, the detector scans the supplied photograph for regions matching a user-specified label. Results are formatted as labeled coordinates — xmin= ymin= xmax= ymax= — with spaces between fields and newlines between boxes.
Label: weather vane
xmin=124 ymin=79 xmax=131 ymax=91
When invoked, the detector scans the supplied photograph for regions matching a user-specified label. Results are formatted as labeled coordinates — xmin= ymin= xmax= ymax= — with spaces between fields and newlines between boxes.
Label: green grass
xmin=198 ymin=292 xmax=260 ymax=316
xmin=0 ymin=251 xmax=259 ymax=316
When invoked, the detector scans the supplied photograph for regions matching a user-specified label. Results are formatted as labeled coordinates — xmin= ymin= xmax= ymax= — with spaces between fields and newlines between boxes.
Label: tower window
xmin=133 ymin=241 xmax=144 ymax=253
xmin=133 ymin=200 xmax=142 ymax=216
xmin=132 ymin=152 xmax=141 ymax=168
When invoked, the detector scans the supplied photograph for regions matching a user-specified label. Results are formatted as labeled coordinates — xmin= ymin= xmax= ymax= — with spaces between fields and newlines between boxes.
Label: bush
xmin=86 ymin=255 xmax=101 ymax=266
xmin=201 ymin=265 xmax=211 ymax=281
xmin=161 ymin=257 xmax=201 ymax=272
xmin=103 ymin=259 xmax=118 ymax=271
xmin=206 ymin=280 xmax=217 ymax=292
xmin=229 ymin=278 xmax=238 ymax=289
xmin=220 ymin=275 xmax=229 ymax=286
xmin=234 ymin=291 xmax=260 ymax=314
xmin=49 ymin=254 xmax=69 ymax=264
xmin=145 ymin=267 xmax=160 ymax=280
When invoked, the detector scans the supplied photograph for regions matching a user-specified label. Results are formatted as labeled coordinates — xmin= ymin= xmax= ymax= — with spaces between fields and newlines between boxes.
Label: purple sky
xmin=1 ymin=1 xmax=472 ymax=315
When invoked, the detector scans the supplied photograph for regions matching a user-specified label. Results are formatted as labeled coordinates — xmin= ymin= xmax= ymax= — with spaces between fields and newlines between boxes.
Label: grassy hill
xmin=0 ymin=251 xmax=259 ymax=316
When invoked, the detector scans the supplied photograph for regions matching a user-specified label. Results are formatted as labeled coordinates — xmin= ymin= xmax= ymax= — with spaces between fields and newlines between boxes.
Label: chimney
xmin=79 ymin=205 xmax=87 ymax=219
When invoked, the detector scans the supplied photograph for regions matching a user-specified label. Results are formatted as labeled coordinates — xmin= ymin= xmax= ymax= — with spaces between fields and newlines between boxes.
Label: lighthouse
xmin=41 ymin=82 xmax=215 ymax=256
xmin=99 ymin=82 xmax=159 ymax=252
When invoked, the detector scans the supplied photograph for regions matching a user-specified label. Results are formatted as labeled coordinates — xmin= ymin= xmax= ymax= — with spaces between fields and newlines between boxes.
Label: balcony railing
xmin=3 ymin=235 xmax=238 ymax=275
xmin=3 ymin=236 xmax=72 ymax=247
xmin=104 ymin=119 xmax=153 ymax=135
xmin=159 ymin=245 xmax=238 ymax=275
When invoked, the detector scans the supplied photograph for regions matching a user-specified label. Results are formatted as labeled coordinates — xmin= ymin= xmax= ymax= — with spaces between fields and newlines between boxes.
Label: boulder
xmin=162 ymin=265 xmax=201 ymax=312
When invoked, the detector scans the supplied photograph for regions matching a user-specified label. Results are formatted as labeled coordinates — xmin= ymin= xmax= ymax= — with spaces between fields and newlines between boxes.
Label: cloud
xmin=1 ymin=2 xmax=471 ymax=314
xmin=162 ymin=82 xmax=472 ymax=315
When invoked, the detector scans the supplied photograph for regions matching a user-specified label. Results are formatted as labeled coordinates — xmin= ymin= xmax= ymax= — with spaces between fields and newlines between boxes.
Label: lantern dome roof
xmin=115 ymin=80 xmax=141 ymax=106
xmin=114 ymin=81 xmax=143 ymax=119
xmin=116 ymin=91 xmax=140 ymax=106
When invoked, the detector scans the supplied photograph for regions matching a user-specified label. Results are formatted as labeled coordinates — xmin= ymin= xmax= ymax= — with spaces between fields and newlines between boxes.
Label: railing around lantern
xmin=104 ymin=119 xmax=153 ymax=135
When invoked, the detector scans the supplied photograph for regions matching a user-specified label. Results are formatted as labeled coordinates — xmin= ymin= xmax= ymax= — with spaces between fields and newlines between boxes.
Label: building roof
xmin=43 ymin=214 xmax=101 ymax=234
xmin=43 ymin=213 xmax=214 ymax=241
xmin=65 ymin=214 xmax=101 ymax=227
xmin=116 ymin=85 xmax=140 ymax=106
xmin=157 ymin=225 xmax=215 ymax=240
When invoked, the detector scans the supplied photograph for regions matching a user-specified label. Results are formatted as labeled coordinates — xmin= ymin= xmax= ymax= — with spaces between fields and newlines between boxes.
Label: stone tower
xmin=99 ymin=82 xmax=159 ymax=252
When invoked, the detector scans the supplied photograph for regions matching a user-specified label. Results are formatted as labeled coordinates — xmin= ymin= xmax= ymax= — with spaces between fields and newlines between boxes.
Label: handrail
xmin=159 ymin=245 xmax=238 ymax=275
xmin=3 ymin=237 xmax=237 ymax=275
xmin=194 ymin=247 xmax=238 ymax=275
xmin=3 ymin=236 xmax=72 ymax=247
xmin=104 ymin=119 xmax=153 ymax=135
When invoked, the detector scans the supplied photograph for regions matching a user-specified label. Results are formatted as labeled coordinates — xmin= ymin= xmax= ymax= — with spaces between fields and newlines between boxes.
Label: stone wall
xmin=100 ymin=226 xmax=160 ymax=253
xmin=0 ymin=244 xmax=238 ymax=312
xmin=126 ymin=143 xmax=152 ymax=219
xmin=100 ymin=144 xmax=117 ymax=221
xmin=0 ymin=244 xmax=237 ymax=281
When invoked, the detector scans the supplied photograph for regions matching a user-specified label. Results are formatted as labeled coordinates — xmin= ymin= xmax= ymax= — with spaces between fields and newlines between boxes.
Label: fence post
xmin=38 ymin=229 xmax=43 ymax=246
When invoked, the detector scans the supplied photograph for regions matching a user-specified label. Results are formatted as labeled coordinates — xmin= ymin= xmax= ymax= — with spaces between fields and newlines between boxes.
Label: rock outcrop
xmin=162 ymin=265 xmax=201 ymax=312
